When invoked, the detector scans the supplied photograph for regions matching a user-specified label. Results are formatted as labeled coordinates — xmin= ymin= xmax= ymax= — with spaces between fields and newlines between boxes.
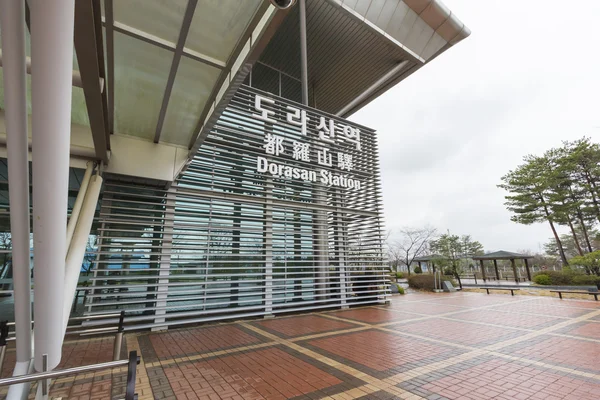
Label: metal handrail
xmin=0 ymin=359 xmax=128 ymax=386
xmin=0 ymin=350 xmax=140 ymax=400
xmin=5 ymin=312 xmax=122 ymax=327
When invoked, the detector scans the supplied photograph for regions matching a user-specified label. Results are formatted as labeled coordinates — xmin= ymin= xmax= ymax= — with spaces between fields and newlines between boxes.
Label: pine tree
xmin=499 ymin=155 xmax=569 ymax=265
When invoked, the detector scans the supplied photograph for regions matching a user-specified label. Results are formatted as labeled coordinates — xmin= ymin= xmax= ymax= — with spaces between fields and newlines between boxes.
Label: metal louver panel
xmin=85 ymin=85 xmax=388 ymax=331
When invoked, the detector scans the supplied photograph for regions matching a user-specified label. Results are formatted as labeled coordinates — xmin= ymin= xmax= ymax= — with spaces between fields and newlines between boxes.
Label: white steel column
xmin=0 ymin=0 xmax=32 ymax=364
xmin=334 ymin=191 xmax=348 ymax=308
xmin=30 ymin=0 xmax=76 ymax=372
xmin=0 ymin=1 xmax=34 ymax=398
xmin=62 ymin=174 xmax=103 ymax=335
xmin=264 ymin=181 xmax=273 ymax=315
xmin=153 ymin=189 xmax=175 ymax=330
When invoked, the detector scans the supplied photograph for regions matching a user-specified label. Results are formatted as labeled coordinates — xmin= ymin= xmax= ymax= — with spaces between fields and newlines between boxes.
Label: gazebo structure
xmin=413 ymin=254 xmax=443 ymax=273
xmin=472 ymin=251 xmax=534 ymax=283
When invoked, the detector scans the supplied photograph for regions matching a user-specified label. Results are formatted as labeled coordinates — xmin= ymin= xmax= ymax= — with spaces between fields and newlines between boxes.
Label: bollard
xmin=0 ymin=320 xmax=8 ymax=372
xmin=125 ymin=350 xmax=140 ymax=400
xmin=112 ymin=310 xmax=125 ymax=361
xmin=41 ymin=353 xmax=49 ymax=396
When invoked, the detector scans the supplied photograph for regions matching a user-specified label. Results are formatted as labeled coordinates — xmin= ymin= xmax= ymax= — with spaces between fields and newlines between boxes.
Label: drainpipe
xmin=0 ymin=1 xmax=34 ymax=398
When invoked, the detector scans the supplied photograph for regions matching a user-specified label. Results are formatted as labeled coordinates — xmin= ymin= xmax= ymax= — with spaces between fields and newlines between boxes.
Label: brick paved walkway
xmin=1 ymin=292 xmax=599 ymax=399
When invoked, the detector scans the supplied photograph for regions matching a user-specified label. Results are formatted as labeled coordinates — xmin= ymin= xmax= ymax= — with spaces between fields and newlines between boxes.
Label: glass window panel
xmin=71 ymin=87 xmax=90 ymax=126
xmin=281 ymin=74 xmax=302 ymax=103
xmin=0 ymin=30 xmax=83 ymax=125
xmin=185 ymin=0 xmax=261 ymax=62
xmin=113 ymin=0 xmax=188 ymax=44
xmin=114 ymin=32 xmax=172 ymax=140
xmin=251 ymin=63 xmax=279 ymax=96
xmin=160 ymin=57 xmax=220 ymax=146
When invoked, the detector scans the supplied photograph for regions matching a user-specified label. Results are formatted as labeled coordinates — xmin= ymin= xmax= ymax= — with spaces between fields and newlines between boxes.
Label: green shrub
xmin=408 ymin=274 xmax=456 ymax=291
xmin=413 ymin=265 xmax=423 ymax=274
xmin=572 ymin=275 xmax=600 ymax=288
xmin=533 ymin=274 xmax=551 ymax=285
xmin=532 ymin=269 xmax=595 ymax=286
xmin=443 ymin=267 xmax=453 ymax=276
xmin=396 ymin=284 xmax=405 ymax=295
xmin=533 ymin=270 xmax=573 ymax=285
xmin=395 ymin=272 xmax=406 ymax=280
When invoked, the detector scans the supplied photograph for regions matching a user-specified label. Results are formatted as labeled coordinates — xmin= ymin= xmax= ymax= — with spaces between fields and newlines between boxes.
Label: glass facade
xmin=85 ymin=84 xmax=389 ymax=330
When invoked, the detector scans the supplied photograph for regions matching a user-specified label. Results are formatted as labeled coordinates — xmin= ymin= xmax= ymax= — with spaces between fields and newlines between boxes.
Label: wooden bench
xmin=481 ymin=287 xmax=520 ymax=296
xmin=550 ymin=290 xmax=599 ymax=301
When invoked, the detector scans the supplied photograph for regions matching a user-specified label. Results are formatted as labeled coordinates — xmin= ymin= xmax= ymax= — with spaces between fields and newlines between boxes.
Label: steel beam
xmin=154 ymin=0 xmax=197 ymax=143
xmin=107 ymin=20 xmax=225 ymax=70
xmin=91 ymin=0 xmax=110 ymax=150
xmin=187 ymin=3 xmax=287 ymax=154
xmin=74 ymin=0 xmax=109 ymax=163
xmin=0 ymin=50 xmax=97 ymax=90
xmin=105 ymin=0 xmax=115 ymax=135
xmin=336 ymin=60 xmax=409 ymax=117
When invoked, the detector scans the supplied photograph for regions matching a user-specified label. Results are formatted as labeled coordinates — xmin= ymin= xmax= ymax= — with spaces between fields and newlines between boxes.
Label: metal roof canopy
xmin=254 ymin=0 xmax=470 ymax=117
xmin=0 ymin=0 xmax=469 ymax=182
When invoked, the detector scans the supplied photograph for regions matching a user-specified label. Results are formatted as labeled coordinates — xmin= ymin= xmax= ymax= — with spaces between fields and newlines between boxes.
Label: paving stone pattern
xmin=1 ymin=291 xmax=598 ymax=399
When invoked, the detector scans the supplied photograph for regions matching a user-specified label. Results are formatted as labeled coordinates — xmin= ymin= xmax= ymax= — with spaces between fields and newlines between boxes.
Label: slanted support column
xmin=511 ymin=259 xmax=518 ymax=284
xmin=479 ymin=259 xmax=487 ymax=282
xmin=66 ymin=162 xmax=93 ymax=249
xmin=153 ymin=189 xmax=176 ymax=329
xmin=524 ymin=258 xmax=532 ymax=281
xmin=493 ymin=259 xmax=500 ymax=280
xmin=30 ymin=0 xmax=76 ymax=374
xmin=63 ymin=172 xmax=103 ymax=335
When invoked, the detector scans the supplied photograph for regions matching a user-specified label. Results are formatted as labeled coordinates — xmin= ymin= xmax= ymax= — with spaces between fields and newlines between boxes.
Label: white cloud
xmin=350 ymin=0 xmax=600 ymax=252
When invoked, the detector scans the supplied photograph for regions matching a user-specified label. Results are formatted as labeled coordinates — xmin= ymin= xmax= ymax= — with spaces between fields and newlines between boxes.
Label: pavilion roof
xmin=472 ymin=251 xmax=534 ymax=260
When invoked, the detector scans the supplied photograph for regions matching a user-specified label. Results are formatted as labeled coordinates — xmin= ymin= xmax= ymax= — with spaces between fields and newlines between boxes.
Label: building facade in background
xmin=87 ymin=83 xmax=387 ymax=329
xmin=0 ymin=0 xmax=469 ymax=334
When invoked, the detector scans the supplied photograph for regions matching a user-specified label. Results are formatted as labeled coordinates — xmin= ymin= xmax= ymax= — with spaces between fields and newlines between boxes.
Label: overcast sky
xmin=351 ymin=0 xmax=600 ymax=253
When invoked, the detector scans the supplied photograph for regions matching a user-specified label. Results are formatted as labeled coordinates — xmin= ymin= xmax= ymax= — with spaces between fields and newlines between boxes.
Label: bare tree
xmin=389 ymin=226 xmax=437 ymax=275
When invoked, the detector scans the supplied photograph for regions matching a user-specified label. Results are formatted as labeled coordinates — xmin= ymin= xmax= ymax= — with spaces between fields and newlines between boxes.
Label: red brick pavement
xmin=391 ymin=318 xmax=522 ymax=346
xmin=388 ymin=301 xmax=467 ymax=315
xmin=448 ymin=309 xmax=560 ymax=329
xmin=162 ymin=347 xmax=342 ymax=400
xmin=1 ymin=291 xmax=599 ymax=400
xmin=256 ymin=315 xmax=356 ymax=338
xmin=422 ymin=359 xmax=600 ymax=400
xmin=306 ymin=330 xmax=452 ymax=372
xmin=506 ymin=336 xmax=600 ymax=373
xmin=327 ymin=307 xmax=415 ymax=324
xmin=150 ymin=325 xmax=262 ymax=359
xmin=563 ymin=321 xmax=600 ymax=339
xmin=488 ymin=301 xmax=591 ymax=318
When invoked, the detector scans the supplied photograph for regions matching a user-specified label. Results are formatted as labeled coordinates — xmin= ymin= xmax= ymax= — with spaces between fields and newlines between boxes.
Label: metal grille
xmin=86 ymin=85 xmax=388 ymax=330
